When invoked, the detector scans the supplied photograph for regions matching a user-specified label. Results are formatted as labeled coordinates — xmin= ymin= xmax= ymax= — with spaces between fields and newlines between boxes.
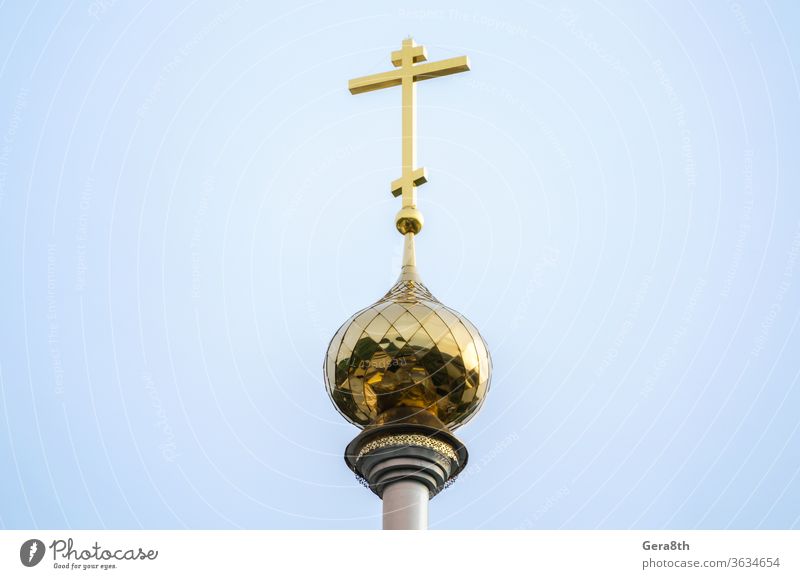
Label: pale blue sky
xmin=1 ymin=1 xmax=799 ymax=529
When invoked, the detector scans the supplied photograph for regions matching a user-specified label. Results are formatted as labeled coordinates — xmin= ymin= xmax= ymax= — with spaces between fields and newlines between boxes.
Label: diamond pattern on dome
xmin=422 ymin=310 xmax=452 ymax=343
xmin=362 ymin=313 xmax=392 ymax=343
xmin=448 ymin=321 xmax=474 ymax=355
xmin=380 ymin=279 xmax=436 ymax=304
xmin=379 ymin=302 xmax=408 ymax=325
xmin=433 ymin=306 xmax=460 ymax=328
xmin=406 ymin=303 xmax=437 ymax=326
xmin=341 ymin=320 xmax=362 ymax=352
xmin=391 ymin=311 xmax=420 ymax=342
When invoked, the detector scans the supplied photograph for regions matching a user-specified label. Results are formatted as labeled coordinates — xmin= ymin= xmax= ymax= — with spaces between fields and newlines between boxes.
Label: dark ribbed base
xmin=344 ymin=419 xmax=468 ymax=499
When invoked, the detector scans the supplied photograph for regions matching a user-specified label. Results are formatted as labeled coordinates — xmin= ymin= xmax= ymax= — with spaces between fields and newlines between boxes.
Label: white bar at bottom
xmin=0 ymin=530 xmax=797 ymax=578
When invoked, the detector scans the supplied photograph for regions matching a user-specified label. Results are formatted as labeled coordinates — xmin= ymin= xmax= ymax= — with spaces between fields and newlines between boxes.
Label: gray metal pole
xmin=382 ymin=479 xmax=429 ymax=530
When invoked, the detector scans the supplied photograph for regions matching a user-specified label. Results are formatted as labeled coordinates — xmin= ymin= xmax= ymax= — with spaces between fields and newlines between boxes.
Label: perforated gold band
xmin=356 ymin=434 xmax=458 ymax=464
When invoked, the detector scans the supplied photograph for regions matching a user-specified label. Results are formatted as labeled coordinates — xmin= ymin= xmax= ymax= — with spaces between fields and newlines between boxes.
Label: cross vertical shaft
xmin=401 ymin=39 xmax=417 ymax=211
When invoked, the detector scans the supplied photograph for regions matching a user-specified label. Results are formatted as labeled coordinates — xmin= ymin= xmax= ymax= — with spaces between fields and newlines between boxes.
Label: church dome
xmin=324 ymin=274 xmax=491 ymax=430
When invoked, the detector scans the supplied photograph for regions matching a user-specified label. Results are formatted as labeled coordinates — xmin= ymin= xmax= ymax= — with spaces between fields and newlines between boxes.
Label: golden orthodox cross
xmin=349 ymin=38 xmax=470 ymax=235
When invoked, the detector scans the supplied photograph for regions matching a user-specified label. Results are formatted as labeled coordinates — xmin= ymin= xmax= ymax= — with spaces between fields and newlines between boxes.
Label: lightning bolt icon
xmin=29 ymin=541 xmax=38 ymax=562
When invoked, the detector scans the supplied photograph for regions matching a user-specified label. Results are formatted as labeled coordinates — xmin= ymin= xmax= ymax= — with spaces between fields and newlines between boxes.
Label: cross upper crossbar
xmin=348 ymin=56 xmax=470 ymax=95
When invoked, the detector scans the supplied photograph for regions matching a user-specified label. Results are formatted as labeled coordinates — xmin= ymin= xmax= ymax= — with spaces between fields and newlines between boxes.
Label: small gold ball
xmin=395 ymin=207 xmax=424 ymax=235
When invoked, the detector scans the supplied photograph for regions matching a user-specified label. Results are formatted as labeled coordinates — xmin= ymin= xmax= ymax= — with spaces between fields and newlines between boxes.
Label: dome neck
xmin=382 ymin=232 xmax=436 ymax=303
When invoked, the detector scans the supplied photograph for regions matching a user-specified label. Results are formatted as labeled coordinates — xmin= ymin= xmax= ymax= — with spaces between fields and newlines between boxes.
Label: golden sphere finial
xmin=395 ymin=206 xmax=424 ymax=235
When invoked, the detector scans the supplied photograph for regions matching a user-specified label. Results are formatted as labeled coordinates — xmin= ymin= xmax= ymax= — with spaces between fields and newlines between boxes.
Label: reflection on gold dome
xmin=324 ymin=264 xmax=491 ymax=430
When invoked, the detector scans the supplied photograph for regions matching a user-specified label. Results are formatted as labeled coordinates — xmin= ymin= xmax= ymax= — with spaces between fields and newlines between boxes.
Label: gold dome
xmin=324 ymin=264 xmax=491 ymax=430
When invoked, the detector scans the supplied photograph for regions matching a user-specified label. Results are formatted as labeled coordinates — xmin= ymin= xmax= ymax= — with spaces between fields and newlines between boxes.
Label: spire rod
xmin=398 ymin=232 xmax=420 ymax=282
